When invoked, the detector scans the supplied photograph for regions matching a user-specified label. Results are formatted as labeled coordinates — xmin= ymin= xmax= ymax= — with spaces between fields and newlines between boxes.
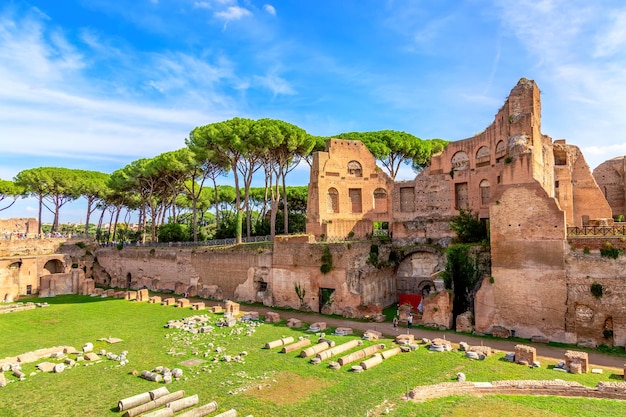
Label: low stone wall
xmin=408 ymin=380 xmax=626 ymax=402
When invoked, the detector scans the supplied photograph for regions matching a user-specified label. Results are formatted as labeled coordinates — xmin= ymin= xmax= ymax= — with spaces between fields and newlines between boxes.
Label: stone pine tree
xmin=0 ymin=179 xmax=22 ymax=212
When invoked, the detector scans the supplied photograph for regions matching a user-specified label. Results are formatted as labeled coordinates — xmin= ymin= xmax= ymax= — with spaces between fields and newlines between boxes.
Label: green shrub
xmin=449 ymin=209 xmax=488 ymax=243
xmin=590 ymin=282 xmax=603 ymax=298
xmin=583 ymin=247 xmax=590 ymax=254
xmin=74 ymin=242 xmax=86 ymax=249
xmin=600 ymin=242 xmax=621 ymax=259
xmin=320 ymin=245 xmax=333 ymax=274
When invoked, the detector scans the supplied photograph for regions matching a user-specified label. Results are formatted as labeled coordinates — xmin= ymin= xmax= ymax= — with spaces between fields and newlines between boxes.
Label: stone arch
xmin=480 ymin=179 xmax=490 ymax=206
xmin=347 ymin=160 xmax=362 ymax=177
xmin=373 ymin=188 xmax=388 ymax=213
xmin=451 ymin=151 xmax=469 ymax=171
xmin=476 ymin=146 xmax=490 ymax=167
xmin=495 ymin=140 xmax=506 ymax=162
xmin=43 ymin=259 xmax=64 ymax=275
xmin=396 ymin=249 xmax=443 ymax=296
xmin=327 ymin=188 xmax=339 ymax=213
xmin=417 ymin=280 xmax=435 ymax=297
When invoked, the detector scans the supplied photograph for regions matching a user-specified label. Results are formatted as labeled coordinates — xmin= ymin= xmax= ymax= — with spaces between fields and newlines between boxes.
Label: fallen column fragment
xmin=176 ymin=401 xmax=219 ymax=417
xmin=124 ymin=391 xmax=185 ymax=417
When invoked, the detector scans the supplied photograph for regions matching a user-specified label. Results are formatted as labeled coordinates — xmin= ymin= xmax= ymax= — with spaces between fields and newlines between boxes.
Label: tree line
xmin=0 ymin=118 xmax=448 ymax=243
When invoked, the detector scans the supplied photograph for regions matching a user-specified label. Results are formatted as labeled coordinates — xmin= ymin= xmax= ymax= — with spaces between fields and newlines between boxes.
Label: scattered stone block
xmin=0 ymin=373 xmax=6 ymax=387
xmin=162 ymin=298 xmax=176 ymax=306
xmin=430 ymin=338 xmax=452 ymax=351
xmin=334 ymin=327 xmax=353 ymax=336
xmin=105 ymin=289 xmax=115 ymax=297
xmin=503 ymin=352 xmax=515 ymax=362
xmin=286 ymin=318 xmax=302 ymax=328
xmin=125 ymin=291 xmax=137 ymax=301
xmin=192 ymin=302 xmax=205 ymax=310
xmin=469 ymin=345 xmax=491 ymax=357
xmin=395 ymin=334 xmax=414 ymax=344
xmin=459 ymin=342 xmax=469 ymax=351
xmin=465 ymin=351 xmax=480 ymax=360
xmin=84 ymin=353 xmax=100 ymax=361
xmin=83 ymin=342 xmax=94 ymax=353
xmin=37 ymin=362 xmax=55 ymax=372
xmin=137 ymin=289 xmax=150 ymax=302
xmin=53 ymin=363 xmax=65 ymax=373
xmin=211 ymin=305 xmax=223 ymax=313
xmin=351 ymin=365 xmax=363 ymax=373
xmin=264 ymin=311 xmax=280 ymax=323
xmin=565 ymin=350 xmax=588 ymax=374
xmin=242 ymin=311 xmax=259 ymax=320
xmin=457 ymin=372 xmax=466 ymax=382
xmin=514 ymin=345 xmax=536 ymax=365
xmin=224 ymin=300 xmax=240 ymax=316
xmin=308 ymin=322 xmax=326 ymax=332
xmin=177 ymin=299 xmax=190 ymax=308
xmin=114 ymin=291 xmax=126 ymax=299
xmin=363 ymin=329 xmax=382 ymax=340
xmin=150 ymin=296 xmax=162 ymax=304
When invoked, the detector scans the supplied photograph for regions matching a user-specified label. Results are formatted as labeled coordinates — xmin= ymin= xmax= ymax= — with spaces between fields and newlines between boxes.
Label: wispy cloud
xmin=493 ymin=0 xmax=626 ymax=168
xmin=214 ymin=6 xmax=252 ymax=29
xmin=263 ymin=4 xmax=276 ymax=16
xmin=254 ymin=69 xmax=295 ymax=96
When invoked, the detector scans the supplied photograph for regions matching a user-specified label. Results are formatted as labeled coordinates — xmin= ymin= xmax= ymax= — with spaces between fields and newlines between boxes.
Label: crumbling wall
xmin=593 ymin=156 xmax=626 ymax=218
xmin=478 ymin=181 xmax=569 ymax=341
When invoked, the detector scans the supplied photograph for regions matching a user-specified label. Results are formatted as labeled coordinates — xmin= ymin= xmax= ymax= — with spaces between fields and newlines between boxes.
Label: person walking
xmin=392 ymin=316 xmax=398 ymax=331
xmin=407 ymin=313 xmax=413 ymax=329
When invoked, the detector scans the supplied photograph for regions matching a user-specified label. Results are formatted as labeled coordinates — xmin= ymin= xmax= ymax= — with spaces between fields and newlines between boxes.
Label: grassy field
xmin=0 ymin=295 xmax=625 ymax=417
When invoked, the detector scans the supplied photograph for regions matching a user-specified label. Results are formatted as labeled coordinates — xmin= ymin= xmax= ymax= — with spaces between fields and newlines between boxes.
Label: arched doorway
xmin=396 ymin=249 xmax=443 ymax=311
xmin=126 ymin=273 xmax=132 ymax=289
xmin=43 ymin=259 xmax=64 ymax=274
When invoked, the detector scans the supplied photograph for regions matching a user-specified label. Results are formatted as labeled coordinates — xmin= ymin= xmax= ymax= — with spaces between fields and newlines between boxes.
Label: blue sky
xmin=2 ymin=0 xmax=626 ymax=223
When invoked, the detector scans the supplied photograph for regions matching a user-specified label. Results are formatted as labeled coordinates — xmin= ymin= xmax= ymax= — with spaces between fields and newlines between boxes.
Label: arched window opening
xmin=347 ymin=160 xmax=362 ymax=177
xmin=327 ymin=188 xmax=339 ymax=213
xmin=480 ymin=180 xmax=490 ymax=206
xmin=476 ymin=146 xmax=491 ymax=167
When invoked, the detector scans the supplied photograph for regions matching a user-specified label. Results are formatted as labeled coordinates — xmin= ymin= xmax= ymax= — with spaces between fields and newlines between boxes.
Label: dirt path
xmin=193 ymin=299 xmax=626 ymax=372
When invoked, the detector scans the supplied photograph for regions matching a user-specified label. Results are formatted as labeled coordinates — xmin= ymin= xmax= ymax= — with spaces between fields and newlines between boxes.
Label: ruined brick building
xmin=307 ymin=78 xmax=626 ymax=347
xmin=3 ymin=78 xmax=626 ymax=348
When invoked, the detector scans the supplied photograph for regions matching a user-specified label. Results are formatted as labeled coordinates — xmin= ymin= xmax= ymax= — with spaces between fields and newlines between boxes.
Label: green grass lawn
xmin=0 ymin=295 xmax=624 ymax=417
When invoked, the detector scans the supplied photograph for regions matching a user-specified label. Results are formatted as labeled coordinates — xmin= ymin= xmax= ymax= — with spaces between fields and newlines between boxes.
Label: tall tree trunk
xmin=37 ymin=195 xmax=43 ymax=236
xmin=282 ymin=174 xmax=288 ymax=234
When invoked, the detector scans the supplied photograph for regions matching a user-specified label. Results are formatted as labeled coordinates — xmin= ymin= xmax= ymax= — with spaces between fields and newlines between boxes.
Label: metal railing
xmin=132 ymin=235 xmax=273 ymax=248
xmin=567 ymin=225 xmax=626 ymax=236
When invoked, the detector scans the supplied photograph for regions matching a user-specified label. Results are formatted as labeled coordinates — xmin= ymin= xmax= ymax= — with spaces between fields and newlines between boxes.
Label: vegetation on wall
xmin=449 ymin=209 xmax=488 ymax=244
xmin=590 ymin=282 xmax=603 ymax=299
xmin=442 ymin=244 xmax=483 ymax=320
xmin=294 ymin=282 xmax=306 ymax=307
xmin=320 ymin=245 xmax=333 ymax=274
xmin=600 ymin=242 xmax=621 ymax=259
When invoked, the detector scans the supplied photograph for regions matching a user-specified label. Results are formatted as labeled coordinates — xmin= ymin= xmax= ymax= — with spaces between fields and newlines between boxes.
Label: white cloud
xmin=263 ymin=4 xmax=276 ymax=16
xmin=214 ymin=6 xmax=251 ymax=21
xmin=494 ymin=1 xmax=626 ymax=169
xmin=0 ymin=8 xmax=240 ymax=168
xmin=253 ymin=70 xmax=295 ymax=96
xmin=593 ymin=9 xmax=626 ymax=58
